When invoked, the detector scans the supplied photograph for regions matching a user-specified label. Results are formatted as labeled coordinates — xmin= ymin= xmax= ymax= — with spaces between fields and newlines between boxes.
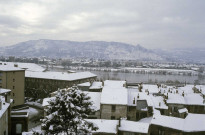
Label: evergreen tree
xmin=41 ymin=86 xmax=98 ymax=135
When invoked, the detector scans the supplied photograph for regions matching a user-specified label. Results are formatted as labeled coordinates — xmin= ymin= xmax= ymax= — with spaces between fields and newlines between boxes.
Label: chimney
xmin=0 ymin=100 xmax=2 ymax=110
xmin=6 ymin=93 xmax=11 ymax=103
xmin=159 ymin=102 xmax=161 ymax=106
xmin=118 ymin=117 xmax=121 ymax=127
xmin=182 ymin=91 xmax=185 ymax=97
xmin=14 ymin=64 xmax=18 ymax=67
xmin=102 ymin=81 xmax=104 ymax=86
xmin=137 ymin=93 xmax=140 ymax=99
xmin=133 ymin=98 xmax=135 ymax=104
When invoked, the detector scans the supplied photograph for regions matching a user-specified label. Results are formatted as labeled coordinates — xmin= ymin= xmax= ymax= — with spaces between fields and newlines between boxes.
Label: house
xmin=100 ymin=80 xmax=128 ymax=120
xmin=150 ymin=113 xmax=205 ymax=135
xmin=127 ymin=91 xmax=153 ymax=121
xmin=0 ymin=64 xmax=25 ymax=106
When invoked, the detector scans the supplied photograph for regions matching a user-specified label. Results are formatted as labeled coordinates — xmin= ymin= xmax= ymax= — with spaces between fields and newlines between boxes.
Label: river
xmin=50 ymin=67 xmax=205 ymax=85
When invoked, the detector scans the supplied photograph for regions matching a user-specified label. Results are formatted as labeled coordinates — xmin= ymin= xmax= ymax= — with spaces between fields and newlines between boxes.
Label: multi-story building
xmin=0 ymin=89 xmax=11 ymax=135
xmin=0 ymin=64 xmax=25 ymax=106
xmin=25 ymin=71 xmax=97 ymax=98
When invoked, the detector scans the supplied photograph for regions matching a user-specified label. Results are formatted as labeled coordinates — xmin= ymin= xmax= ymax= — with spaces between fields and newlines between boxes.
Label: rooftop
xmin=101 ymin=80 xmax=127 ymax=105
xmin=0 ymin=62 xmax=45 ymax=72
xmin=151 ymin=113 xmax=205 ymax=132
xmin=25 ymin=71 xmax=97 ymax=81
xmin=0 ymin=64 xmax=25 ymax=71
xmin=85 ymin=119 xmax=118 ymax=134
xmin=119 ymin=120 xmax=149 ymax=133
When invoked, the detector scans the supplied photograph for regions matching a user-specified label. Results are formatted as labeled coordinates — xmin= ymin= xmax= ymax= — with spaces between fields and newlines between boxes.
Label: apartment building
xmin=0 ymin=89 xmax=11 ymax=135
xmin=0 ymin=64 xmax=25 ymax=106
xmin=25 ymin=71 xmax=97 ymax=98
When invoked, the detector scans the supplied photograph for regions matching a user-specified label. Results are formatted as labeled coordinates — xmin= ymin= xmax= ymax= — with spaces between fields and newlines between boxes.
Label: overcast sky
xmin=0 ymin=0 xmax=204 ymax=49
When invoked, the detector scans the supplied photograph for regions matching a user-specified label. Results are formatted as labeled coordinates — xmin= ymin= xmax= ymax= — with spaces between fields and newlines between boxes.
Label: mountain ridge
xmin=0 ymin=39 xmax=163 ymax=61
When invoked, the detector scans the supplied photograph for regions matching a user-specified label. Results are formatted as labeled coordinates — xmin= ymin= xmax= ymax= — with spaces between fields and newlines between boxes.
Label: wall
xmin=0 ymin=109 xmax=9 ymax=135
xmin=101 ymin=104 xmax=127 ymax=120
xmin=1 ymin=71 xmax=25 ymax=106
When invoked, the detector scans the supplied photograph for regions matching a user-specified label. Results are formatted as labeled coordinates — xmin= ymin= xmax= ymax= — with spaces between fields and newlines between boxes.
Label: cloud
xmin=0 ymin=0 xmax=204 ymax=49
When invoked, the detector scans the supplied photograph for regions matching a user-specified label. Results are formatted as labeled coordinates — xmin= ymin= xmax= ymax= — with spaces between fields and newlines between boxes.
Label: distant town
xmin=0 ymin=59 xmax=205 ymax=134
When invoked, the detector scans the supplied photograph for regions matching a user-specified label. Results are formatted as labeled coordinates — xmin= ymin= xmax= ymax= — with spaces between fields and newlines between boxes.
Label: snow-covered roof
xmin=128 ymin=91 xmax=153 ymax=107
xmin=0 ymin=62 xmax=45 ymax=72
xmin=166 ymin=93 xmax=205 ymax=106
xmin=150 ymin=95 xmax=168 ymax=109
xmin=151 ymin=113 xmax=205 ymax=132
xmin=142 ymin=84 xmax=160 ymax=94
xmin=89 ymin=82 xmax=103 ymax=89
xmin=84 ymin=92 xmax=101 ymax=111
xmin=0 ymin=88 xmax=11 ymax=94
xmin=77 ymin=82 xmax=91 ymax=87
xmin=0 ymin=96 xmax=10 ymax=118
xmin=151 ymin=114 xmax=184 ymax=130
xmin=0 ymin=64 xmax=24 ymax=71
xmin=178 ymin=108 xmax=188 ymax=113
xmin=42 ymin=97 xmax=56 ymax=107
xmin=104 ymin=80 xmax=126 ymax=88
xmin=25 ymin=71 xmax=97 ymax=81
xmin=119 ymin=120 xmax=149 ymax=133
xmin=85 ymin=119 xmax=118 ymax=134
xmin=101 ymin=80 xmax=127 ymax=105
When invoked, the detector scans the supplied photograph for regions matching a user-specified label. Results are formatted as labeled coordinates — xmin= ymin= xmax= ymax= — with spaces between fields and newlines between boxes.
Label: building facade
xmin=25 ymin=71 xmax=97 ymax=99
xmin=0 ymin=64 xmax=25 ymax=106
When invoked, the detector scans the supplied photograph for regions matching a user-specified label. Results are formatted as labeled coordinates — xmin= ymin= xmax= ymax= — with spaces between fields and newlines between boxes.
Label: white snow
xmin=178 ymin=108 xmax=188 ymax=113
xmin=0 ymin=62 xmax=45 ymax=72
xmin=77 ymin=82 xmax=91 ymax=87
xmin=119 ymin=120 xmax=149 ymax=133
xmin=128 ymin=91 xmax=153 ymax=107
xmin=0 ymin=88 xmax=11 ymax=94
xmin=84 ymin=92 xmax=101 ymax=111
xmin=42 ymin=97 xmax=56 ymax=107
xmin=0 ymin=96 xmax=10 ymax=118
xmin=151 ymin=113 xmax=205 ymax=132
xmin=89 ymin=82 xmax=103 ymax=89
xmin=166 ymin=93 xmax=205 ymax=106
xmin=85 ymin=119 xmax=118 ymax=134
xmin=142 ymin=84 xmax=160 ymax=94
xmin=0 ymin=64 xmax=24 ymax=71
xmin=150 ymin=95 xmax=168 ymax=109
xmin=101 ymin=80 xmax=127 ymax=105
xmin=25 ymin=71 xmax=97 ymax=81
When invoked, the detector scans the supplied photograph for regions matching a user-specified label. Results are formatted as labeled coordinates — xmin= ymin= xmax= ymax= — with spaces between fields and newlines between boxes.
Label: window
xmin=112 ymin=105 xmax=116 ymax=112
xmin=13 ymin=86 xmax=15 ymax=89
xmin=0 ymin=72 xmax=2 ymax=76
xmin=13 ymin=93 xmax=15 ymax=96
xmin=111 ymin=116 xmax=115 ymax=120
xmin=159 ymin=129 xmax=165 ymax=135
xmin=13 ymin=79 xmax=15 ymax=82
xmin=0 ymin=79 xmax=2 ymax=83
xmin=16 ymin=124 xmax=22 ymax=134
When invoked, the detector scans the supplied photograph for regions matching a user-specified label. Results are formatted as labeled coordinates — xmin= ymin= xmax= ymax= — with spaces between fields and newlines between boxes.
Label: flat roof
xmin=25 ymin=71 xmax=97 ymax=81
xmin=0 ymin=65 xmax=25 ymax=71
